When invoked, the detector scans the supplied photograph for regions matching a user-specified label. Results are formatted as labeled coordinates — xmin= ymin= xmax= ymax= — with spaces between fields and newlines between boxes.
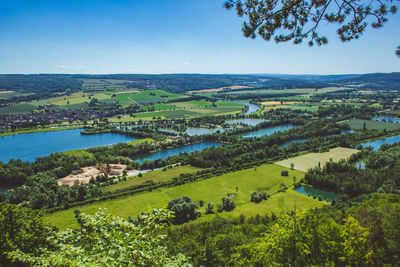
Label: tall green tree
xmin=7 ymin=209 xmax=189 ymax=266
xmin=0 ymin=203 xmax=51 ymax=265
xmin=225 ymin=0 xmax=399 ymax=53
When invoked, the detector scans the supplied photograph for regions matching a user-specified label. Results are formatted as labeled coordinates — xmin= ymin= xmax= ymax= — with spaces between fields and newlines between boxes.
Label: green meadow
xmin=45 ymin=163 xmax=323 ymax=230
xmin=116 ymin=90 xmax=181 ymax=106
xmin=340 ymin=119 xmax=400 ymax=131
xmin=0 ymin=103 xmax=37 ymax=115
xmin=105 ymin=165 xmax=202 ymax=192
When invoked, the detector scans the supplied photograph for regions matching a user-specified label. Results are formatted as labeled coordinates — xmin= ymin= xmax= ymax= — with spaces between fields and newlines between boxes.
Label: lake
xmin=0 ymin=129 xmax=136 ymax=162
xmin=361 ymin=135 xmax=400 ymax=151
xmin=225 ymin=118 xmax=267 ymax=126
xmin=134 ymin=141 xmax=222 ymax=163
xmin=373 ymin=116 xmax=400 ymax=124
xmin=242 ymin=124 xmax=295 ymax=138
xmin=295 ymin=185 xmax=338 ymax=201
xmin=280 ymin=138 xmax=308 ymax=148
xmin=185 ymin=127 xmax=224 ymax=136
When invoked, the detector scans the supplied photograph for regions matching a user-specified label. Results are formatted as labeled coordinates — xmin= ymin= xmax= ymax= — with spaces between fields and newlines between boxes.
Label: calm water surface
xmin=234 ymin=102 xmax=260 ymax=115
xmin=373 ymin=116 xmax=400 ymax=124
xmin=242 ymin=124 xmax=295 ymax=138
xmin=361 ymin=135 xmax=400 ymax=151
xmin=0 ymin=129 xmax=136 ymax=162
xmin=280 ymin=138 xmax=308 ymax=148
xmin=295 ymin=185 xmax=338 ymax=201
xmin=134 ymin=142 xmax=221 ymax=163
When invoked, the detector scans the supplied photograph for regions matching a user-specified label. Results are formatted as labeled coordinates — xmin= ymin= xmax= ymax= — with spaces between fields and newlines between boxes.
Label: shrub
xmin=222 ymin=197 xmax=235 ymax=211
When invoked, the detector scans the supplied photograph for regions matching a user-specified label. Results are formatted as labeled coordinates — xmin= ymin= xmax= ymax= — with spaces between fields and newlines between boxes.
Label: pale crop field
xmin=275 ymin=147 xmax=359 ymax=172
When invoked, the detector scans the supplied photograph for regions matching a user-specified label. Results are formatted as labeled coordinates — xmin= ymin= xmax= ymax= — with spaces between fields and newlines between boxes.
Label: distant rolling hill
xmin=337 ymin=72 xmax=400 ymax=90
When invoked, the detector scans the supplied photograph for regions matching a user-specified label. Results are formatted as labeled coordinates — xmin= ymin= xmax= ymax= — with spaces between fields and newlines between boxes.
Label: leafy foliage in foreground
xmin=7 ymin=209 xmax=189 ymax=266
xmin=0 ymin=202 xmax=51 ymax=265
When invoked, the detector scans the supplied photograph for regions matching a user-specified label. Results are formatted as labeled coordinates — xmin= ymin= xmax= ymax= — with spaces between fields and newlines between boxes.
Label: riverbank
xmin=0 ymin=125 xmax=83 ymax=137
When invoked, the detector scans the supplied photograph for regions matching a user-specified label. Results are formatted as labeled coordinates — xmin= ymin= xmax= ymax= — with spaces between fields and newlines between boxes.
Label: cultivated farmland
xmin=275 ymin=147 xmax=359 ymax=172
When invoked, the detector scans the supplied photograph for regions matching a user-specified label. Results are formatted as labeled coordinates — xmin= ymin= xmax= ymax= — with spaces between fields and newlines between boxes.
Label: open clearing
xmin=338 ymin=119 xmax=400 ymax=131
xmin=275 ymin=147 xmax=359 ymax=172
xmin=57 ymin=164 xmax=139 ymax=186
xmin=45 ymin=163 xmax=311 ymax=229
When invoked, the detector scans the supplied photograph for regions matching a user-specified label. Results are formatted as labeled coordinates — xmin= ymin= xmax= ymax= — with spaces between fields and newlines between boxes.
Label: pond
xmin=185 ymin=127 xmax=224 ymax=136
xmin=242 ymin=124 xmax=295 ymax=138
xmin=234 ymin=102 xmax=260 ymax=115
xmin=0 ymin=129 xmax=136 ymax=162
xmin=225 ymin=118 xmax=268 ymax=126
xmin=373 ymin=116 xmax=400 ymax=124
xmin=133 ymin=141 xmax=222 ymax=163
xmin=279 ymin=138 xmax=308 ymax=148
xmin=295 ymin=185 xmax=338 ymax=201
xmin=361 ymin=135 xmax=400 ymax=151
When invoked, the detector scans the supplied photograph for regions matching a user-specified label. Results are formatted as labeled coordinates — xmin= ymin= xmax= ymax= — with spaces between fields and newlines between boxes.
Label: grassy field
xmin=0 ymin=103 xmax=37 ymax=115
xmin=339 ymin=119 xmax=400 ymax=131
xmin=213 ymin=87 xmax=347 ymax=97
xmin=105 ymin=165 xmax=202 ymax=192
xmin=275 ymin=147 xmax=359 ymax=172
xmin=194 ymin=188 xmax=325 ymax=223
xmin=62 ymin=149 xmax=93 ymax=157
xmin=81 ymin=78 xmax=130 ymax=92
xmin=31 ymin=92 xmax=112 ymax=107
xmin=0 ymin=126 xmax=82 ymax=137
xmin=115 ymin=93 xmax=138 ymax=106
xmin=142 ymin=104 xmax=177 ymax=111
xmin=45 ymin=164 xmax=308 ymax=230
xmin=116 ymin=90 xmax=181 ymax=106
xmin=127 ymin=138 xmax=154 ymax=146
xmin=109 ymin=101 xmax=245 ymax=121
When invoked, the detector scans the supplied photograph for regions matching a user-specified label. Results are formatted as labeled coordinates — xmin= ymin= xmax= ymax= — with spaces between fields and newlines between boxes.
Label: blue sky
xmin=0 ymin=0 xmax=399 ymax=74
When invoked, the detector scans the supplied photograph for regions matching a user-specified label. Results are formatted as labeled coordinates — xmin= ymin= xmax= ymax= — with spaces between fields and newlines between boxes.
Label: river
xmin=361 ymin=135 xmax=400 ymax=151
xmin=234 ymin=102 xmax=260 ymax=115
